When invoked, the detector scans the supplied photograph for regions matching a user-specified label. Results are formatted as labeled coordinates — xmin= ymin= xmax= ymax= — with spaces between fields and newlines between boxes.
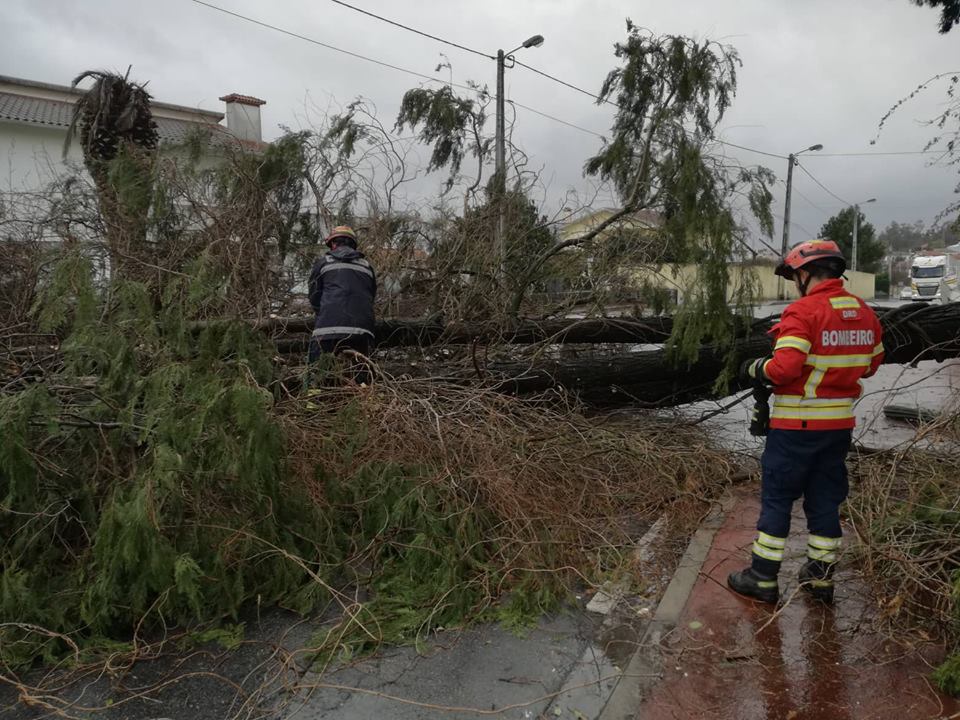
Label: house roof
xmin=0 ymin=74 xmax=224 ymax=121
xmin=0 ymin=74 xmax=253 ymax=150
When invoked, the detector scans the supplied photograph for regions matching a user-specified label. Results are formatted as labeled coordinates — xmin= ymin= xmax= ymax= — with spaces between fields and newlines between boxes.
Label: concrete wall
xmin=0 ymin=122 xmax=84 ymax=192
xmin=632 ymin=263 xmax=876 ymax=303
xmin=0 ymin=121 xmax=228 ymax=195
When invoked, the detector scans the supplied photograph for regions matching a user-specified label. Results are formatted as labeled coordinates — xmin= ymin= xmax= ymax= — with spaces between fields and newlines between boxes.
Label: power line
xmin=509 ymin=100 xmax=605 ymax=138
xmin=513 ymin=59 xmax=609 ymax=105
xmin=328 ymin=0 xmax=494 ymax=60
xmin=193 ymin=0 xmax=603 ymax=140
xmin=192 ymin=0 xmax=475 ymax=93
xmin=795 ymin=162 xmax=851 ymax=206
xmin=319 ymin=1 xmax=789 ymax=161
xmin=195 ymin=1 xmax=931 ymax=168
xmin=804 ymin=150 xmax=944 ymax=157
xmin=771 ymin=210 xmax=817 ymax=240
xmin=777 ymin=178 xmax=836 ymax=214
xmin=713 ymin=139 xmax=786 ymax=160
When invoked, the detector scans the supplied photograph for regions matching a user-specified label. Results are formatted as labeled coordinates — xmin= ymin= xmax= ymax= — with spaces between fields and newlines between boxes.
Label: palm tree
xmin=65 ymin=68 xmax=159 ymax=282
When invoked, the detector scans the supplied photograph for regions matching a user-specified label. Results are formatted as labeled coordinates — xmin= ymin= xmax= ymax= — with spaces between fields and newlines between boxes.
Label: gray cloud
xmin=3 ymin=0 xmax=958 ymax=242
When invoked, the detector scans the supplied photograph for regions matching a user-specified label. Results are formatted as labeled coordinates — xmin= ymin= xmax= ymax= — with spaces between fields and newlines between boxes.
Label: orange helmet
xmin=325 ymin=225 xmax=357 ymax=247
xmin=775 ymin=239 xmax=846 ymax=279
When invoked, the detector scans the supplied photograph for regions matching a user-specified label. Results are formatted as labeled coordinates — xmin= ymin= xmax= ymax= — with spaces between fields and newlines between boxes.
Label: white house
xmin=0 ymin=74 xmax=267 ymax=194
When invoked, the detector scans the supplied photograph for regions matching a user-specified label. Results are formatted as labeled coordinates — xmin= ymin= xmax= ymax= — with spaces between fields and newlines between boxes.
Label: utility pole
xmin=850 ymin=198 xmax=876 ymax=274
xmin=851 ymin=204 xmax=860 ymax=273
xmin=888 ymin=236 xmax=894 ymax=293
xmin=493 ymin=34 xmax=543 ymax=286
xmin=778 ymin=143 xmax=822 ymax=299
xmin=495 ymin=49 xmax=506 ymax=280
xmin=778 ymin=153 xmax=796 ymax=300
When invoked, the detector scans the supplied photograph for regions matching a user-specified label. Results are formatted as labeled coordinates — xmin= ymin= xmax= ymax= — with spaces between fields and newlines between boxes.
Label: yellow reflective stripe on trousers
xmin=806 ymin=353 xmax=874 ymax=368
xmin=807 ymin=547 xmax=837 ymax=562
xmin=757 ymin=532 xmax=786 ymax=549
xmin=774 ymin=335 xmax=812 ymax=353
xmin=808 ymin=535 xmax=841 ymax=550
xmin=752 ymin=541 xmax=784 ymax=562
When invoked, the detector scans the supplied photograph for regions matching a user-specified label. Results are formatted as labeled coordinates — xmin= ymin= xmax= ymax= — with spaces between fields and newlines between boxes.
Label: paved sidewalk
xmin=633 ymin=491 xmax=959 ymax=720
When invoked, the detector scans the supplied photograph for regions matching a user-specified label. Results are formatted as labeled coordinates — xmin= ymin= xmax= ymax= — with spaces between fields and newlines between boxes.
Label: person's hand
xmin=739 ymin=357 xmax=770 ymax=384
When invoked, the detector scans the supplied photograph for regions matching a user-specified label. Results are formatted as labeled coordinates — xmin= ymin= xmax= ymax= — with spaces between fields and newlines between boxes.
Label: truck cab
xmin=910 ymin=254 xmax=959 ymax=303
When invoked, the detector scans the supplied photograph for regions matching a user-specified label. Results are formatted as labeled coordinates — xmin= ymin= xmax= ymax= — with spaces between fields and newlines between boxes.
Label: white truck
xmin=909 ymin=253 xmax=960 ymax=303
xmin=910 ymin=253 xmax=960 ymax=304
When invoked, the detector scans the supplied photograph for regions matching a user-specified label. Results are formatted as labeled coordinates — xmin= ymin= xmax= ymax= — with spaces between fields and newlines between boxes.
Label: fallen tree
xmin=361 ymin=302 xmax=960 ymax=406
xmin=250 ymin=315 xmax=677 ymax=348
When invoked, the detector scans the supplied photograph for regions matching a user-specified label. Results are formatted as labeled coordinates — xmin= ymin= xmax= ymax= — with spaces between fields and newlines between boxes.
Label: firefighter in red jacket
xmin=728 ymin=239 xmax=884 ymax=604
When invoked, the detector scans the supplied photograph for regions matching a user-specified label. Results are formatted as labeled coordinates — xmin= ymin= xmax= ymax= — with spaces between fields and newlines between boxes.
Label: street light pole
xmin=778 ymin=143 xmax=823 ymax=299
xmin=850 ymin=197 xmax=876 ymax=274
xmin=495 ymin=34 xmax=543 ymax=283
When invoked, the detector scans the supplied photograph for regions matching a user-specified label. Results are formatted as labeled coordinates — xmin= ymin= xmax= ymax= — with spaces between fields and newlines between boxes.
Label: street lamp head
xmin=522 ymin=34 xmax=545 ymax=48
xmin=807 ymin=144 xmax=823 ymax=152
xmin=865 ymin=197 xmax=877 ymax=204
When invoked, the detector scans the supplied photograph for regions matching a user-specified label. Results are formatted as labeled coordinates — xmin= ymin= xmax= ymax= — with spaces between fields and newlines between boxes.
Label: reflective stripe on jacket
xmin=762 ymin=278 xmax=884 ymax=430
xmin=308 ymin=247 xmax=377 ymax=341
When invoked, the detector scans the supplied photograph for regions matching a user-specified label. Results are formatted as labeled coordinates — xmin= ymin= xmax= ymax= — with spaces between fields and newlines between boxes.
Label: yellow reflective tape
xmin=775 ymin=335 xmax=812 ymax=353
xmin=829 ymin=296 xmax=861 ymax=309
xmin=756 ymin=579 xmax=778 ymax=589
xmin=808 ymin=535 xmax=841 ymax=550
xmin=806 ymin=354 xmax=874 ymax=368
xmin=752 ymin=542 xmax=784 ymax=562
xmin=771 ymin=406 xmax=855 ymax=421
xmin=803 ymin=367 xmax=826 ymax=399
xmin=872 ymin=342 xmax=884 ymax=357
xmin=807 ymin=548 xmax=837 ymax=562
xmin=757 ymin=532 xmax=787 ymax=549
xmin=774 ymin=396 xmax=854 ymax=408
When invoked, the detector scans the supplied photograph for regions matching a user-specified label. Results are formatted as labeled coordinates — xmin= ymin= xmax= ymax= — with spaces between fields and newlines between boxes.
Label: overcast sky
xmin=4 ymin=0 xmax=959 ymax=247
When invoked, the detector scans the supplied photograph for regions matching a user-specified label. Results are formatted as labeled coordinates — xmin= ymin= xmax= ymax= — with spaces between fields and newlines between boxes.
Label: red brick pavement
xmin=635 ymin=491 xmax=959 ymax=720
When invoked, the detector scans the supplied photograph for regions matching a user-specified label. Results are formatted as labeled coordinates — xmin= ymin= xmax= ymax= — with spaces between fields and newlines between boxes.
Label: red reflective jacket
xmin=761 ymin=279 xmax=884 ymax=430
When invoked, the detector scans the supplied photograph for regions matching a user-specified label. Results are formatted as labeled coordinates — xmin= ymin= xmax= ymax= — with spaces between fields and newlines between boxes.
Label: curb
xmin=597 ymin=494 xmax=737 ymax=719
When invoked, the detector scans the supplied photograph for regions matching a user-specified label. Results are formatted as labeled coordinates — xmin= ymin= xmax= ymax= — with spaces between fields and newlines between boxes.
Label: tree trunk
xmin=368 ymin=302 xmax=960 ymax=406
xmin=266 ymin=315 xmax=677 ymax=351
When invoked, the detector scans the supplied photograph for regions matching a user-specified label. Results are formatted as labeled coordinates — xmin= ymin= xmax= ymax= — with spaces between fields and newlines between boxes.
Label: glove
xmin=749 ymin=383 xmax=772 ymax=437
xmin=739 ymin=356 xmax=771 ymax=384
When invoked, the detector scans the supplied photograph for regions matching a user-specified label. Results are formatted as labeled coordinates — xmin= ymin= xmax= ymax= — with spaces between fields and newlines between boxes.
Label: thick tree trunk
xmin=367 ymin=302 xmax=960 ymax=406
xmin=269 ymin=316 xmax=677 ymax=352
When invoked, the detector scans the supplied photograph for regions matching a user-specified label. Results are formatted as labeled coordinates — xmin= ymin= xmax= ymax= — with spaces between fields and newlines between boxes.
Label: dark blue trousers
xmin=752 ymin=428 xmax=851 ymax=576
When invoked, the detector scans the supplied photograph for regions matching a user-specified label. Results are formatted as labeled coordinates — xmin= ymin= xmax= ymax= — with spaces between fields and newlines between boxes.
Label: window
xmin=911 ymin=265 xmax=945 ymax=279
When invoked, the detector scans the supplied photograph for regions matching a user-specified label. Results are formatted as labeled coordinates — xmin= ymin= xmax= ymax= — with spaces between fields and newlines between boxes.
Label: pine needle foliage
xmin=1 ymin=253 xmax=330 ymax=667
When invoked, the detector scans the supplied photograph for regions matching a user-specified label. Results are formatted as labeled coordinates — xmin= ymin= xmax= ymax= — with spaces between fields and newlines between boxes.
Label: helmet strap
xmin=796 ymin=270 xmax=812 ymax=297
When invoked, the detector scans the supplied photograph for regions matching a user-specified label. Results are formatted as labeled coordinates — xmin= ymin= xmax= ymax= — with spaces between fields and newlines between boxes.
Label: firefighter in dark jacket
xmin=728 ymin=239 xmax=884 ymax=605
xmin=308 ymin=226 xmax=377 ymax=363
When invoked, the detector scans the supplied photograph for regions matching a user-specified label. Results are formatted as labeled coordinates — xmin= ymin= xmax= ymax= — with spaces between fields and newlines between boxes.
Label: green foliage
xmin=585 ymin=23 xmax=741 ymax=200
xmin=934 ymin=651 xmax=960 ymax=696
xmin=307 ymin=415 xmax=565 ymax=664
xmin=509 ymin=23 xmax=773 ymax=371
xmin=395 ymin=87 xmax=476 ymax=175
xmin=819 ymin=207 xmax=885 ymax=273
xmin=178 ymin=623 xmax=246 ymax=652
xmin=912 ymin=0 xmax=960 ymax=32
xmin=395 ymin=85 xmax=489 ymax=191
xmin=0 ymin=256 xmax=330 ymax=667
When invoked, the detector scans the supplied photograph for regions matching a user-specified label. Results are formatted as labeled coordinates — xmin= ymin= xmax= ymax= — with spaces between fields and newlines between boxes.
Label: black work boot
xmin=798 ymin=560 xmax=835 ymax=604
xmin=727 ymin=567 xmax=779 ymax=604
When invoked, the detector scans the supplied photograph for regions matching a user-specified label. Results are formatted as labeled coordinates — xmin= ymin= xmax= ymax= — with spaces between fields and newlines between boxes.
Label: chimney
xmin=219 ymin=93 xmax=266 ymax=142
